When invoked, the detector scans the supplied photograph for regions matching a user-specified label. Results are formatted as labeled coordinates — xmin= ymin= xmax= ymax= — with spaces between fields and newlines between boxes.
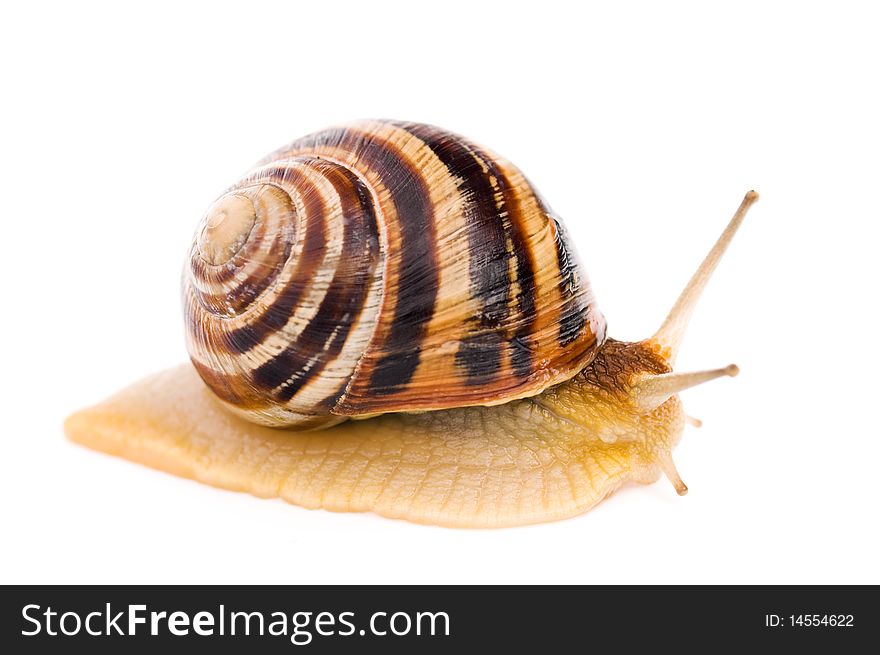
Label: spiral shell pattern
xmin=184 ymin=120 xmax=606 ymax=428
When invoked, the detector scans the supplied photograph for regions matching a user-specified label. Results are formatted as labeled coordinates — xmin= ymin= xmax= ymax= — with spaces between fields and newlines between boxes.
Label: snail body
xmin=66 ymin=120 xmax=758 ymax=528
xmin=65 ymin=341 xmax=681 ymax=527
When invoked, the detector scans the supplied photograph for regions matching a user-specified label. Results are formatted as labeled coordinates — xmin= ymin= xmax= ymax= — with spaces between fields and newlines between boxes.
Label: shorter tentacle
xmin=657 ymin=450 xmax=688 ymax=496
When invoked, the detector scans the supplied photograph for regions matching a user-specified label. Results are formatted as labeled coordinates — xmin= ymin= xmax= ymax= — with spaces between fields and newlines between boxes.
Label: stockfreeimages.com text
xmin=22 ymin=604 xmax=450 ymax=645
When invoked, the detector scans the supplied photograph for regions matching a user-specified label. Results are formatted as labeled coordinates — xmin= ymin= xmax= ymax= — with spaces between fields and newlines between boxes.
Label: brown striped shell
xmin=183 ymin=120 xmax=607 ymax=428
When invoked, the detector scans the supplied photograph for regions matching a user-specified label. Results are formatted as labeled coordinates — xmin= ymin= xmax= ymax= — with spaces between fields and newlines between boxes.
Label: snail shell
xmin=184 ymin=120 xmax=606 ymax=428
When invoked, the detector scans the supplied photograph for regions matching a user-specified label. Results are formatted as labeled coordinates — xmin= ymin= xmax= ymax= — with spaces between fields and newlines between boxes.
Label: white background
xmin=2 ymin=1 xmax=878 ymax=584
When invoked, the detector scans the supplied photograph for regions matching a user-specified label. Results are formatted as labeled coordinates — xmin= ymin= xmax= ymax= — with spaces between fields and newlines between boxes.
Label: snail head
xmin=533 ymin=191 xmax=759 ymax=495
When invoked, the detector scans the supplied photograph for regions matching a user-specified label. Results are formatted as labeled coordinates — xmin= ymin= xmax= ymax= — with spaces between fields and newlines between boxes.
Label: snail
xmin=65 ymin=120 xmax=757 ymax=528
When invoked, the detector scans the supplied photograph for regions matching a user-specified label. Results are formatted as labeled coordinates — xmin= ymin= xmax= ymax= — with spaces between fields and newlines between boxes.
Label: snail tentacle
xmin=630 ymin=364 xmax=739 ymax=414
xmin=651 ymin=190 xmax=759 ymax=364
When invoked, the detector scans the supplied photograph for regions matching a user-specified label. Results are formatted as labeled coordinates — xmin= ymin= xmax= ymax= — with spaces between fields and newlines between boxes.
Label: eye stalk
xmin=650 ymin=190 xmax=759 ymax=365
xmin=629 ymin=364 xmax=739 ymax=414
